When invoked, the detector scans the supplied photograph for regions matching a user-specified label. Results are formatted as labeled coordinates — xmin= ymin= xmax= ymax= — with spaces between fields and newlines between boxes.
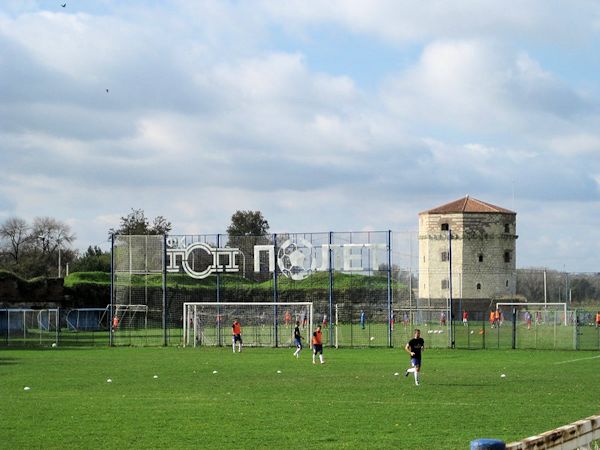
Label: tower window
xmin=476 ymin=283 xmax=482 ymax=290
xmin=441 ymin=251 xmax=449 ymax=262
xmin=504 ymin=251 xmax=511 ymax=263
xmin=441 ymin=279 xmax=449 ymax=289
xmin=506 ymin=280 xmax=509 ymax=287
xmin=504 ymin=224 xmax=510 ymax=233
xmin=478 ymin=254 xmax=483 ymax=262
xmin=441 ymin=223 xmax=449 ymax=231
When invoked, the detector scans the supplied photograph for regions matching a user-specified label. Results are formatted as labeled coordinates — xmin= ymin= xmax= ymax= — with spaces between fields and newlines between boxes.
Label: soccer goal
xmin=0 ymin=308 xmax=59 ymax=346
xmin=496 ymin=302 xmax=569 ymax=326
xmin=183 ymin=302 xmax=313 ymax=348
xmin=105 ymin=304 xmax=149 ymax=331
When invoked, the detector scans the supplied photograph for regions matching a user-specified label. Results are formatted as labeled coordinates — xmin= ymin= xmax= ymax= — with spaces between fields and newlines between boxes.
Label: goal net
xmin=0 ymin=308 xmax=59 ymax=346
xmin=183 ymin=302 xmax=313 ymax=348
xmin=108 ymin=304 xmax=149 ymax=331
xmin=66 ymin=308 xmax=109 ymax=331
xmin=495 ymin=302 xmax=570 ymax=326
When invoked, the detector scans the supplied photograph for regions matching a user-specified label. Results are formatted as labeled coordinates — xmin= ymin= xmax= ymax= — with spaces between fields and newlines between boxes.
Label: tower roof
xmin=420 ymin=196 xmax=515 ymax=215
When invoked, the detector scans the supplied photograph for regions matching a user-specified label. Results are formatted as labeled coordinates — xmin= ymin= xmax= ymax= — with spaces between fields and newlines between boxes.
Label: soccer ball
xmin=370 ymin=336 xmax=375 ymax=341
xmin=51 ymin=343 xmax=57 ymax=348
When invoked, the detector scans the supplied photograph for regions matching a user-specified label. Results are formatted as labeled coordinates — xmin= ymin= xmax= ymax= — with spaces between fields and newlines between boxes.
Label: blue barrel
xmin=470 ymin=438 xmax=506 ymax=450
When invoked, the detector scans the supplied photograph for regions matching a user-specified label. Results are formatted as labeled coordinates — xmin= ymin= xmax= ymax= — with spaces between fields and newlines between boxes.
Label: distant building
xmin=418 ymin=196 xmax=517 ymax=302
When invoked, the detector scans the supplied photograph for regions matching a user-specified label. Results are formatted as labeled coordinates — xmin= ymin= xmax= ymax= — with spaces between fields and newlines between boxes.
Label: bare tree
xmin=31 ymin=216 xmax=75 ymax=255
xmin=0 ymin=217 xmax=31 ymax=264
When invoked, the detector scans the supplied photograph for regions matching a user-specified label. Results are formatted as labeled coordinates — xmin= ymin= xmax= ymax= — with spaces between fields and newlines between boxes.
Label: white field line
xmin=554 ymin=354 xmax=600 ymax=365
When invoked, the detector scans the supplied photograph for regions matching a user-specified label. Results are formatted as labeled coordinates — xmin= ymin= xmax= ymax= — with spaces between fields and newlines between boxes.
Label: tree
xmin=111 ymin=209 xmax=172 ymax=235
xmin=226 ymin=210 xmax=270 ymax=280
xmin=70 ymin=246 xmax=111 ymax=272
xmin=30 ymin=217 xmax=76 ymax=277
xmin=0 ymin=216 xmax=75 ymax=277
xmin=0 ymin=217 xmax=30 ymax=265
xmin=226 ymin=210 xmax=270 ymax=238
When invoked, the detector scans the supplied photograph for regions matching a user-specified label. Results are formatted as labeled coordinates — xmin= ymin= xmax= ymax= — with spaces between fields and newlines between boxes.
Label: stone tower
xmin=418 ymin=196 xmax=517 ymax=302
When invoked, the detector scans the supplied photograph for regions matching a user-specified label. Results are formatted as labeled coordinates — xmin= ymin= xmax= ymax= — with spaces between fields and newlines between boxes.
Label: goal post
xmin=104 ymin=304 xmax=149 ymax=330
xmin=496 ymin=302 xmax=569 ymax=326
xmin=183 ymin=302 xmax=313 ymax=348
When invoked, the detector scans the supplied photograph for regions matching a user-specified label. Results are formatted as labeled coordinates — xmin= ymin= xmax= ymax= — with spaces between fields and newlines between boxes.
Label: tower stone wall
xmin=418 ymin=197 xmax=517 ymax=302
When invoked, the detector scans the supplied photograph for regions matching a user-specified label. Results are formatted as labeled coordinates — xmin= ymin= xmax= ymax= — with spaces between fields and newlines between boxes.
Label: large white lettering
xmin=167 ymin=241 xmax=240 ymax=279
xmin=167 ymin=238 xmax=387 ymax=280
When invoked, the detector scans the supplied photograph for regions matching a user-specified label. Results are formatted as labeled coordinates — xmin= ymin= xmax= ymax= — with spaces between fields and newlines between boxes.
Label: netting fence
xmin=3 ymin=231 xmax=599 ymax=350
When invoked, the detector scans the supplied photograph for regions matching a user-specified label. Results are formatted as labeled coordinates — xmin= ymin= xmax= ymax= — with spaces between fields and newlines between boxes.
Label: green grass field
xmin=1 ymin=347 xmax=599 ymax=449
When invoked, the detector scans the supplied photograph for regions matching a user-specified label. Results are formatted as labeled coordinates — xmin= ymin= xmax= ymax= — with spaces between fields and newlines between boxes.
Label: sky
xmin=1 ymin=0 xmax=599 ymax=272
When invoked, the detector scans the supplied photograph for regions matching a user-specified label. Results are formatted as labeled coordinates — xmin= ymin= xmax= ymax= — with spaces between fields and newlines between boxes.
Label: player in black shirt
xmin=405 ymin=329 xmax=425 ymax=385
xmin=292 ymin=321 xmax=303 ymax=358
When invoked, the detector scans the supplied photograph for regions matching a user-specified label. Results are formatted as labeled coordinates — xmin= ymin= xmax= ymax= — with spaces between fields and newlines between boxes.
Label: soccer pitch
xmin=1 ymin=347 xmax=599 ymax=449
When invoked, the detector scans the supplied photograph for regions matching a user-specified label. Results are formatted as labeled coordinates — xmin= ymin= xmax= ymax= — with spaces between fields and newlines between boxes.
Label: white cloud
xmin=0 ymin=1 xmax=599 ymax=272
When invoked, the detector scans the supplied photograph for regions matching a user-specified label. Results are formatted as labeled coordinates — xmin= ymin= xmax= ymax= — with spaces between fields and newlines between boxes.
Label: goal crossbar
xmin=183 ymin=302 xmax=313 ymax=348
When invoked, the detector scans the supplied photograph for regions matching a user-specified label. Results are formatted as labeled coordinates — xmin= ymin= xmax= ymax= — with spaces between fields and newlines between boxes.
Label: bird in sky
xmin=61 ymin=3 xmax=66 ymax=7
xmin=105 ymin=89 xmax=109 ymax=93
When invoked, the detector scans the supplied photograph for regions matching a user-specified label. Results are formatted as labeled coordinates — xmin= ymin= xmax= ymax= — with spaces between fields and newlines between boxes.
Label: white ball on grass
xmin=500 ymin=374 xmax=506 ymax=378
xmin=153 ymin=375 xmax=158 ymax=379
xmin=106 ymin=379 xmax=112 ymax=383
xmin=370 ymin=336 xmax=375 ymax=341
xmin=277 ymin=370 xmax=282 ymax=374
xmin=23 ymin=386 xmax=31 ymax=391
xmin=394 ymin=372 xmax=400 ymax=376
xmin=470 ymin=330 xmax=474 ymax=334
xmin=212 ymin=370 xmax=218 ymax=374
xmin=51 ymin=342 xmax=57 ymax=348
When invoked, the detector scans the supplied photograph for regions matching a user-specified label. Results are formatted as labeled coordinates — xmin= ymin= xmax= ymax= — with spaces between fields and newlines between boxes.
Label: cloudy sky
xmin=1 ymin=1 xmax=599 ymax=272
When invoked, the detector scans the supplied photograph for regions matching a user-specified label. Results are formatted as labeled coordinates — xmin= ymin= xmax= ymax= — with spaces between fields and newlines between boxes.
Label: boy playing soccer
xmin=405 ymin=329 xmax=424 ymax=386
xmin=312 ymin=325 xmax=325 ymax=364
xmin=293 ymin=321 xmax=303 ymax=358
xmin=232 ymin=320 xmax=242 ymax=353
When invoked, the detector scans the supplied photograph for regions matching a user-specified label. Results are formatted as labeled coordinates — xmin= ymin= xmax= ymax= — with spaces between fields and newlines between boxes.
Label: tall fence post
xmin=511 ymin=308 xmax=516 ymax=350
xmin=216 ymin=234 xmax=221 ymax=347
xmin=387 ymin=230 xmax=393 ymax=348
xmin=109 ymin=233 xmax=114 ymax=347
xmin=162 ymin=234 xmax=167 ymax=347
xmin=273 ymin=234 xmax=278 ymax=347
xmin=328 ymin=231 xmax=334 ymax=347
xmin=448 ymin=228 xmax=455 ymax=348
